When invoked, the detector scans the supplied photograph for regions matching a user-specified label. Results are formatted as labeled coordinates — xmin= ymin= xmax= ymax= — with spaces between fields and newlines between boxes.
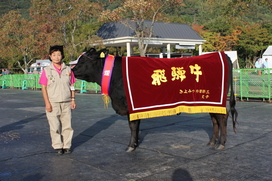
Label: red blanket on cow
xmin=122 ymin=52 xmax=229 ymax=121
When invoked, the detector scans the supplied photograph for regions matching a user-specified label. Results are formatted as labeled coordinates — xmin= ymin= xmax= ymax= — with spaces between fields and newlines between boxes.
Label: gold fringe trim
xmin=129 ymin=106 xmax=227 ymax=121
xmin=102 ymin=95 xmax=110 ymax=109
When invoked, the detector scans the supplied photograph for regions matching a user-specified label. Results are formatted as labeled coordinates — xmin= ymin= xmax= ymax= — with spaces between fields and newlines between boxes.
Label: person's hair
xmin=49 ymin=45 xmax=65 ymax=61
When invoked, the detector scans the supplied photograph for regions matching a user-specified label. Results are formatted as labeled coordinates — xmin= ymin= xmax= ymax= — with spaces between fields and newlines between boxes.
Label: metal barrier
xmin=0 ymin=74 xmax=101 ymax=93
xmin=0 ymin=69 xmax=271 ymax=101
xmin=233 ymin=68 xmax=272 ymax=101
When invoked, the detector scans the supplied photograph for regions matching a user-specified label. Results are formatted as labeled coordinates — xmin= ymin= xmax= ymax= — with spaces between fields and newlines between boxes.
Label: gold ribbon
xmin=102 ymin=95 xmax=110 ymax=109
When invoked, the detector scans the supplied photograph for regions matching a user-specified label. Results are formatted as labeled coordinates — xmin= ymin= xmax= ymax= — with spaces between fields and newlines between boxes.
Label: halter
xmin=72 ymin=51 xmax=114 ymax=108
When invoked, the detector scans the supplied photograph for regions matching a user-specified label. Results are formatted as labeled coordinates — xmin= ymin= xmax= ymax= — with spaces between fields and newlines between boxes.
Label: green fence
xmin=1 ymin=69 xmax=272 ymax=101
xmin=233 ymin=68 xmax=272 ymax=101
xmin=0 ymin=74 xmax=40 ymax=90
xmin=0 ymin=74 xmax=101 ymax=93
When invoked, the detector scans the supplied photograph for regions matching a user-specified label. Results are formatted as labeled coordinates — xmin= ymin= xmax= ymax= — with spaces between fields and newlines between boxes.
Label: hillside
xmin=0 ymin=0 xmax=31 ymax=18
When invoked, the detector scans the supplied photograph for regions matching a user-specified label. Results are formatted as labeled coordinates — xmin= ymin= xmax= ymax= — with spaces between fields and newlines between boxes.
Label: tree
xmin=0 ymin=11 xmax=39 ymax=74
xmin=235 ymin=23 xmax=272 ymax=68
xmin=1 ymin=0 xmax=272 ymax=70
xmin=100 ymin=0 xmax=185 ymax=57
xmin=197 ymin=0 xmax=248 ymax=34
xmin=57 ymin=0 xmax=103 ymax=60
xmin=210 ymin=29 xmax=241 ymax=51
xmin=0 ymin=0 xmax=31 ymax=19
xmin=30 ymin=0 xmax=103 ymax=61
xmin=29 ymin=0 xmax=63 ymax=54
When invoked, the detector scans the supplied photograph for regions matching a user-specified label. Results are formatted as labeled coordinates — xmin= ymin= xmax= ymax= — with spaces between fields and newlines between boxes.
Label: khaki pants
xmin=46 ymin=101 xmax=74 ymax=149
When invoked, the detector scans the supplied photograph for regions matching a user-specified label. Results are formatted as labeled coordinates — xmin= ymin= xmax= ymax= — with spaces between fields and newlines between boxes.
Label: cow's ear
xmin=89 ymin=48 xmax=96 ymax=52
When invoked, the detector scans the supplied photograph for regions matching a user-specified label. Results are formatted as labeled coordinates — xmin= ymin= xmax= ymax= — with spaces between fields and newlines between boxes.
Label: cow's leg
xmin=216 ymin=113 xmax=228 ymax=150
xmin=126 ymin=119 xmax=141 ymax=152
xmin=208 ymin=113 xmax=219 ymax=147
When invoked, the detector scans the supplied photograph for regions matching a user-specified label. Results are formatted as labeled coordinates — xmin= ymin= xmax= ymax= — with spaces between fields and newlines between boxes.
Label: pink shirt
xmin=39 ymin=64 xmax=76 ymax=85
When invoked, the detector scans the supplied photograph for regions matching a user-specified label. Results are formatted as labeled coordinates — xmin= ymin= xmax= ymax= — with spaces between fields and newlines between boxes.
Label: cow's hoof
xmin=207 ymin=141 xmax=216 ymax=147
xmin=126 ymin=146 xmax=135 ymax=152
xmin=215 ymin=144 xmax=225 ymax=150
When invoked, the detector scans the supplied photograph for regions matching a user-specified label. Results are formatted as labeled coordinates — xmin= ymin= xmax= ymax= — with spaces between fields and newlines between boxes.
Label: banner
xmin=122 ymin=52 xmax=229 ymax=121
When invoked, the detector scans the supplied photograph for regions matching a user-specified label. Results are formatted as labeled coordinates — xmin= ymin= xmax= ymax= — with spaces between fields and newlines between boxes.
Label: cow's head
xmin=71 ymin=48 xmax=109 ymax=83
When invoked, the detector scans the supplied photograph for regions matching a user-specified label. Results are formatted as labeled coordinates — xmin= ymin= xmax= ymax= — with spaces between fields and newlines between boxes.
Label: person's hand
xmin=71 ymin=100 xmax=76 ymax=109
xmin=46 ymin=104 xmax=52 ymax=112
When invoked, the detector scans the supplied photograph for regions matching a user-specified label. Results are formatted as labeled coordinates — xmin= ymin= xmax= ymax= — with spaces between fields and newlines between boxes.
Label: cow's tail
xmin=229 ymin=65 xmax=238 ymax=133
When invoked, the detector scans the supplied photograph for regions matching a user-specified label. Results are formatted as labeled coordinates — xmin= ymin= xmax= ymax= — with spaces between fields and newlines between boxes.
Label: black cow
xmin=72 ymin=48 xmax=238 ymax=152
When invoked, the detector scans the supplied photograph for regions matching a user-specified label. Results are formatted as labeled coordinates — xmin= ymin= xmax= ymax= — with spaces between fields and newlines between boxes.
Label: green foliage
xmin=0 ymin=0 xmax=272 ymax=69
xmin=0 ymin=0 xmax=31 ymax=19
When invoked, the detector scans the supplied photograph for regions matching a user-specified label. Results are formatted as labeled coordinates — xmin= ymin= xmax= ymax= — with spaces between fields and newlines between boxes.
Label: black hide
xmin=72 ymin=48 xmax=238 ymax=152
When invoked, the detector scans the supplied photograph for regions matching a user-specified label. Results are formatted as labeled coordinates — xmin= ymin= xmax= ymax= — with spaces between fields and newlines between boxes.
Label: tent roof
xmin=96 ymin=20 xmax=205 ymax=47
xmin=263 ymin=46 xmax=272 ymax=56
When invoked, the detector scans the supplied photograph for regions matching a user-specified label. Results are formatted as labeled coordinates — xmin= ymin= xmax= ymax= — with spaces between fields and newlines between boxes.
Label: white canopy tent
xmin=262 ymin=46 xmax=272 ymax=69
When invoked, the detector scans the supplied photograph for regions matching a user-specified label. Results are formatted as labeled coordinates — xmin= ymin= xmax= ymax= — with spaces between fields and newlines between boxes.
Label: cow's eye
xmin=79 ymin=58 xmax=87 ymax=63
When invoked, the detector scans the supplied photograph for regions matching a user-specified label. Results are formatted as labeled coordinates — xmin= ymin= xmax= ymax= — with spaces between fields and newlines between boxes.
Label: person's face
xmin=49 ymin=51 xmax=62 ymax=64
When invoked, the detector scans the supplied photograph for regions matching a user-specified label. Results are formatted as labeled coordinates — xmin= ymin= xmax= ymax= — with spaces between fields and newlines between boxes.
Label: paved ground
xmin=0 ymin=89 xmax=272 ymax=181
